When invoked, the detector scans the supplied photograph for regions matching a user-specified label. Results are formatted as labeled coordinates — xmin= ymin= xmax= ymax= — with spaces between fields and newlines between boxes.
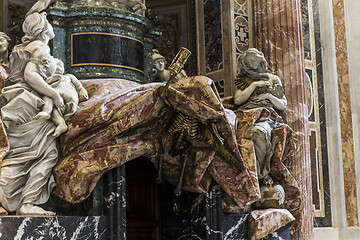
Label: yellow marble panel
xmin=332 ymin=0 xmax=359 ymax=227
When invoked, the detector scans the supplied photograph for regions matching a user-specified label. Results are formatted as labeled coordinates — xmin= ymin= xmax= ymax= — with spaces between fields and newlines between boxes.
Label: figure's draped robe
xmin=0 ymin=56 xmax=58 ymax=213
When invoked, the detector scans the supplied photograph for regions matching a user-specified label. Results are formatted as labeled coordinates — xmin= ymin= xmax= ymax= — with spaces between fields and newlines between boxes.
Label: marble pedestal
xmin=0 ymin=168 xmax=289 ymax=239
xmin=0 ymin=166 xmax=126 ymax=240
xmin=161 ymin=184 xmax=248 ymax=240
xmin=0 ymin=216 xmax=107 ymax=239
xmin=48 ymin=1 xmax=157 ymax=83
xmin=161 ymin=183 xmax=290 ymax=240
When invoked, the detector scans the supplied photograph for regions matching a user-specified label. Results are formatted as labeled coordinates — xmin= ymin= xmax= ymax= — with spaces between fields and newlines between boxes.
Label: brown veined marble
xmin=253 ymin=0 xmax=312 ymax=237
xmin=52 ymin=77 xmax=300 ymax=234
xmin=332 ymin=0 xmax=359 ymax=227
xmin=249 ymin=208 xmax=295 ymax=240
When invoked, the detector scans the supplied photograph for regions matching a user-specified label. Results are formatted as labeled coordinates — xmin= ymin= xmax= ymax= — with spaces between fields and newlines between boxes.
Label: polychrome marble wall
xmin=233 ymin=0 xmax=251 ymax=63
xmin=301 ymin=0 xmax=332 ymax=228
xmin=313 ymin=0 xmax=360 ymax=239
xmin=204 ymin=0 xmax=223 ymax=73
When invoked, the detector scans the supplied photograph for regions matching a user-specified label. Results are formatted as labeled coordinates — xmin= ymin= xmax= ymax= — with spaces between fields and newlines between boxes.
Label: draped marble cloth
xmin=0 ymin=83 xmax=58 ymax=213
xmin=52 ymin=76 xmax=301 ymax=231
xmin=0 ymin=47 xmax=59 ymax=213
xmin=0 ymin=75 xmax=301 ymax=232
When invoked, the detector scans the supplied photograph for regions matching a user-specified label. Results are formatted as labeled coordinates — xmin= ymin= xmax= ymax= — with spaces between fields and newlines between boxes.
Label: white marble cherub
xmin=22 ymin=12 xmax=88 ymax=137
xmin=34 ymin=57 xmax=88 ymax=137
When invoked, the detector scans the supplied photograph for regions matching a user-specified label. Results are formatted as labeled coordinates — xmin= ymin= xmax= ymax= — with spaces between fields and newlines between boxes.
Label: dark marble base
xmin=261 ymin=224 xmax=290 ymax=240
xmin=0 ymin=216 xmax=107 ymax=239
xmin=222 ymin=214 xmax=249 ymax=240
xmin=161 ymin=183 xmax=251 ymax=240
xmin=161 ymin=182 xmax=290 ymax=240
xmin=0 ymin=177 xmax=287 ymax=240
xmin=0 ymin=166 xmax=125 ymax=240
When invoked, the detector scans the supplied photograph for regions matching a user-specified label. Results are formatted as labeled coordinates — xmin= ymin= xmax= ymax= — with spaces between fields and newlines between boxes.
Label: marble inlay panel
xmin=301 ymin=0 xmax=311 ymax=60
xmin=204 ymin=0 xmax=223 ymax=73
xmin=310 ymin=129 xmax=320 ymax=210
xmin=305 ymin=68 xmax=315 ymax=122
xmin=312 ymin=0 xmax=332 ymax=227
xmin=302 ymin=0 xmax=332 ymax=227
xmin=332 ymin=0 xmax=359 ymax=227
xmin=0 ymin=216 xmax=107 ymax=239
xmin=234 ymin=0 xmax=250 ymax=62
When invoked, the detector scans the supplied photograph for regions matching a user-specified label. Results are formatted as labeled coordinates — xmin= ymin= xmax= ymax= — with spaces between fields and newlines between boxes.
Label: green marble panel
xmin=49 ymin=1 xmax=156 ymax=83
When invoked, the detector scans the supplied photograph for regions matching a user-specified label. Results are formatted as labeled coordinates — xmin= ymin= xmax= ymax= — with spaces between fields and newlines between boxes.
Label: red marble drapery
xmin=253 ymin=0 xmax=313 ymax=239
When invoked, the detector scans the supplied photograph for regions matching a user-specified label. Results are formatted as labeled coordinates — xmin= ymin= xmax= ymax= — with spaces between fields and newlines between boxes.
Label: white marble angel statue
xmin=20 ymin=12 xmax=88 ymax=138
xmin=0 ymin=12 xmax=85 ymax=215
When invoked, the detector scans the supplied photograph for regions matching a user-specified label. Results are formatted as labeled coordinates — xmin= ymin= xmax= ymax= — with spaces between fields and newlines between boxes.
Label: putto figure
xmin=0 ymin=32 xmax=10 ymax=66
xmin=33 ymin=57 xmax=89 ymax=137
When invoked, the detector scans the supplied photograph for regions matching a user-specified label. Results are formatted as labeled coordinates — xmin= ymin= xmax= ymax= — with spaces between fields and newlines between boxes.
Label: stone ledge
xmin=0 ymin=216 xmax=107 ymax=239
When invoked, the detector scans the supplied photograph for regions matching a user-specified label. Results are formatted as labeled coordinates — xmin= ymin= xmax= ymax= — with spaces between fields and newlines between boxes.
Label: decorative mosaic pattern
xmin=234 ymin=0 xmax=250 ymax=64
xmin=301 ymin=0 xmax=332 ymax=227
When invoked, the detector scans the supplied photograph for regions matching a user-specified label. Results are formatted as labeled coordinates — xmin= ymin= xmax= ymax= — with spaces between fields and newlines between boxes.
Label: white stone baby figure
xmin=19 ymin=15 xmax=62 ymax=135
xmin=33 ymin=57 xmax=89 ymax=137
xmin=22 ymin=12 xmax=88 ymax=138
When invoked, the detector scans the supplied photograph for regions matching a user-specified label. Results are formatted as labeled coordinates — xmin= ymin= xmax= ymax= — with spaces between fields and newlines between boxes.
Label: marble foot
xmin=19 ymin=204 xmax=56 ymax=216
xmin=53 ymin=124 xmax=68 ymax=137
xmin=33 ymin=111 xmax=51 ymax=120
xmin=0 ymin=206 xmax=8 ymax=215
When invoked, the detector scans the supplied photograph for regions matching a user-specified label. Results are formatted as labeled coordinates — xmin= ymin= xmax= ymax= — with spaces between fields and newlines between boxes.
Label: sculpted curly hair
xmin=22 ymin=12 xmax=51 ymax=44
